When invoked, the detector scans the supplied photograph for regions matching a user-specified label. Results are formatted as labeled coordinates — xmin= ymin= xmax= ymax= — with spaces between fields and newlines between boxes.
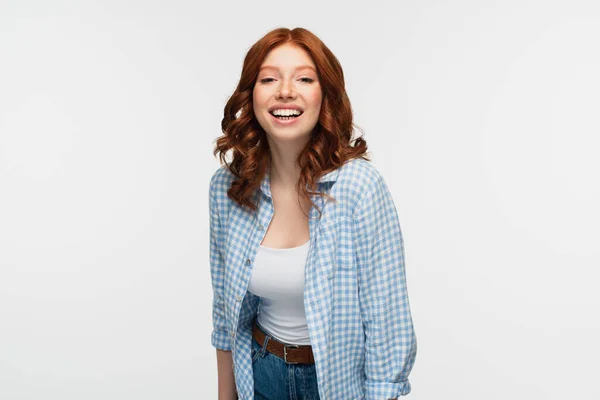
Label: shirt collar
xmin=259 ymin=167 xmax=339 ymax=199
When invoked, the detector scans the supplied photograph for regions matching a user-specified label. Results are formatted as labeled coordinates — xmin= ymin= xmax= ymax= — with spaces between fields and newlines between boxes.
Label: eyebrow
xmin=259 ymin=65 xmax=316 ymax=72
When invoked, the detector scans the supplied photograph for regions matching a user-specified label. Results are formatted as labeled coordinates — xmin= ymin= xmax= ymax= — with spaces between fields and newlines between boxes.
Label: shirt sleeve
xmin=209 ymin=174 xmax=232 ymax=351
xmin=353 ymin=171 xmax=417 ymax=399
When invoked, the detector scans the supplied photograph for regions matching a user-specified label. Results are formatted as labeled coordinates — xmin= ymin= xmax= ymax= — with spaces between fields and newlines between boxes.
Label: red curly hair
xmin=212 ymin=27 xmax=370 ymax=218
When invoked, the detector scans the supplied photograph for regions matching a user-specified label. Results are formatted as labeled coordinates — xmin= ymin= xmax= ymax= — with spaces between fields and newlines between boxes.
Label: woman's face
xmin=253 ymin=43 xmax=322 ymax=144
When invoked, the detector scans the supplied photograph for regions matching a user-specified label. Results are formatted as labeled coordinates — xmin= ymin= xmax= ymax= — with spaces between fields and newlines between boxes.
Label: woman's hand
xmin=216 ymin=349 xmax=238 ymax=400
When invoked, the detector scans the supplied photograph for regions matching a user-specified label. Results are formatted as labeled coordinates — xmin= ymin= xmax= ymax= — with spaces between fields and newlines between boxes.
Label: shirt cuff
xmin=365 ymin=379 xmax=411 ymax=399
xmin=211 ymin=329 xmax=232 ymax=351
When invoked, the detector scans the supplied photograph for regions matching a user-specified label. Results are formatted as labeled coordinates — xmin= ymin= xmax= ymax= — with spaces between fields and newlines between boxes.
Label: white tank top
xmin=247 ymin=239 xmax=311 ymax=345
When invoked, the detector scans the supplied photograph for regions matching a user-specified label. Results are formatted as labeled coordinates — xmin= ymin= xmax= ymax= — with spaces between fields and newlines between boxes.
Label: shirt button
xmin=235 ymin=295 xmax=243 ymax=302
xmin=258 ymin=224 xmax=264 ymax=230
xmin=246 ymin=259 xmax=251 ymax=266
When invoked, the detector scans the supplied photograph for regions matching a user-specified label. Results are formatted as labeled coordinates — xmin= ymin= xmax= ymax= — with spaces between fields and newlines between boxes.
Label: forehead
xmin=260 ymin=44 xmax=316 ymax=71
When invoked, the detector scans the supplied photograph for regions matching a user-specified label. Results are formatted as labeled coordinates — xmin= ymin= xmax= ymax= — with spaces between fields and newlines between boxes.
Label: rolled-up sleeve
xmin=209 ymin=174 xmax=232 ymax=351
xmin=353 ymin=171 xmax=417 ymax=399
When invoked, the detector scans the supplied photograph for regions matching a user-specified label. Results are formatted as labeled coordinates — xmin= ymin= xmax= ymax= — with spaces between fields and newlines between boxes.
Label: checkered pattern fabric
xmin=209 ymin=158 xmax=417 ymax=399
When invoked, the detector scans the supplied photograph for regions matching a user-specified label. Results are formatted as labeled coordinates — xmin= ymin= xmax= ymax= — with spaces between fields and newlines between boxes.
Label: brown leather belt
xmin=252 ymin=320 xmax=315 ymax=364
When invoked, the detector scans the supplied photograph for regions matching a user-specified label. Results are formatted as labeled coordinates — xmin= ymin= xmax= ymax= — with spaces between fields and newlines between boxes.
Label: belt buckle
xmin=283 ymin=344 xmax=300 ymax=364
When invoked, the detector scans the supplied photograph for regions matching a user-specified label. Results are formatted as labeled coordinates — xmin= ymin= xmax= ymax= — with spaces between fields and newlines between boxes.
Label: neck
xmin=267 ymin=138 xmax=307 ymax=190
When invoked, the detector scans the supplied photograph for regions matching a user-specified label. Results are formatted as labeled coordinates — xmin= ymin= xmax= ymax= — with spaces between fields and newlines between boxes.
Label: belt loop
xmin=260 ymin=328 xmax=270 ymax=356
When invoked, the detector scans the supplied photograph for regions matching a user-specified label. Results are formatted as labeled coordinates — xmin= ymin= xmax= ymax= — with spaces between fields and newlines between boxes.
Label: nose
xmin=277 ymin=79 xmax=297 ymax=99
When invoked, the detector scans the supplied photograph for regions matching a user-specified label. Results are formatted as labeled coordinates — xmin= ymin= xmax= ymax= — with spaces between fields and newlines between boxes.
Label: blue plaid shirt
xmin=209 ymin=158 xmax=417 ymax=399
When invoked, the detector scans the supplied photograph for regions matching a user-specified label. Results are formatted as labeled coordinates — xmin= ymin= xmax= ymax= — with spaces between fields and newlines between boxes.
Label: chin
xmin=269 ymin=128 xmax=312 ymax=140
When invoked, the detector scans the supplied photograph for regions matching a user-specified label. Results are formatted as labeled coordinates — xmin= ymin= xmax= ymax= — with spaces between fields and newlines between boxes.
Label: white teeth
xmin=271 ymin=109 xmax=302 ymax=116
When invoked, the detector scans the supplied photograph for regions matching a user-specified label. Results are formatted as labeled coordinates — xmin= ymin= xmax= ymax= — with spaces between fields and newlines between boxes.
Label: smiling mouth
xmin=269 ymin=111 xmax=304 ymax=120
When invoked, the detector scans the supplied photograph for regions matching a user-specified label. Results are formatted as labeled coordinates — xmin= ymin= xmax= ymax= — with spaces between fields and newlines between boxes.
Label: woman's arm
xmin=216 ymin=349 xmax=238 ymax=400
xmin=353 ymin=170 xmax=417 ymax=399
xmin=209 ymin=174 xmax=238 ymax=399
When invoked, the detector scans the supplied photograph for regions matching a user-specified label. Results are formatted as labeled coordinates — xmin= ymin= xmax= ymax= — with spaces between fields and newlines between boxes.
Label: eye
xmin=300 ymin=77 xmax=314 ymax=83
xmin=260 ymin=78 xmax=275 ymax=83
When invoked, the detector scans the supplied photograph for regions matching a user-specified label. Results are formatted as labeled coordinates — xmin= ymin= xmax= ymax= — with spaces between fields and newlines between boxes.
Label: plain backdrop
xmin=1 ymin=1 xmax=599 ymax=399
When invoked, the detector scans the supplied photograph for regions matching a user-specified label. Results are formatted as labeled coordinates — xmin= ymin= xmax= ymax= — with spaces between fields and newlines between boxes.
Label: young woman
xmin=209 ymin=27 xmax=417 ymax=400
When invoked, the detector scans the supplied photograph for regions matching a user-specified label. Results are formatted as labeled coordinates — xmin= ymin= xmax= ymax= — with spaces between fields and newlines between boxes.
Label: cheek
xmin=253 ymin=88 xmax=267 ymax=108
xmin=252 ymin=90 xmax=259 ymax=107
xmin=306 ymin=88 xmax=322 ymax=110
xmin=309 ymin=93 xmax=322 ymax=112
xmin=253 ymin=93 xmax=267 ymax=119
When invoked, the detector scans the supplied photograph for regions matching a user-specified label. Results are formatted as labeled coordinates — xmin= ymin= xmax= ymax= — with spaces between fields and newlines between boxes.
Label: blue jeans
xmin=251 ymin=334 xmax=321 ymax=399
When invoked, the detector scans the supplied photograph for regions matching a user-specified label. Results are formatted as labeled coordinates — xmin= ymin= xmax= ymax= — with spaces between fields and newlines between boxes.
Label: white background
xmin=1 ymin=1 xmax=599 ymax=399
